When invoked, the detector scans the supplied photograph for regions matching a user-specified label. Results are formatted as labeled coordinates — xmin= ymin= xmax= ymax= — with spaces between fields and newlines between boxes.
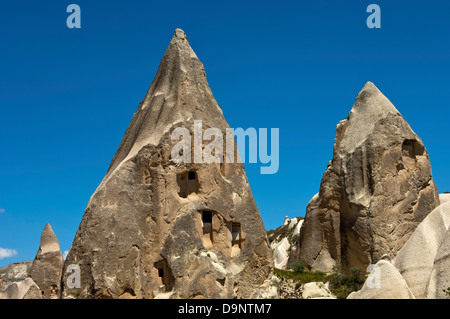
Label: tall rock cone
xmin=62 ymin=29 xmax=273 ymax=299
xmin=290 ymin=82 xmax=439 ymax=272
xmin=28 ymin=223 xmax=64 ymax=299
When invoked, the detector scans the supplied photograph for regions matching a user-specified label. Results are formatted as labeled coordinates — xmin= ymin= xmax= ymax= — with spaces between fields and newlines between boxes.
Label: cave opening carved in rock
xmin=401 ymin=139 xmax=424 ymax=170
xmin=154 ymin=258 xmax=174 ymax=292
xmin=177 ymin=170 xmax=199 ymax=198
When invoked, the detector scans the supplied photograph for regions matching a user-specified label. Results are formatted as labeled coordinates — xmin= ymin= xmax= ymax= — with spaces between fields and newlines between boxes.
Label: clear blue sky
xmin=1 ymin=0 xmax=449 ymax=267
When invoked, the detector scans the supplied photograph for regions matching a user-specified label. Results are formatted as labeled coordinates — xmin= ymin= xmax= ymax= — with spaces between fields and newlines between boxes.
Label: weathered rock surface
xmin=302 ymin=281 xmax=334 ymax=299
xmin=28 ymin=223 xmax=64 ymax=299
xmin=61 ymin=29 xmax=272 ymax=299
xmin=393 ymin=201 xmax=450 ymax=298
xmin=347 ymin=260 xmax=415 ymax=299
xmin=249 ymin=276 xmax=278 ymax=299
xmin=293 ymin=219 xmax=303 ymax=237
xmin=272 ymin=237 xmax=290 ymax=269
xmin=293 ymin=82 xmax=439 ymax=272
xmin=347 ymin=201 xmax=450 ymax=299
xmin=274 ymin=276 xmax=302 ymax=299
xmin=0 ymin=261 xmax=32 ymax=288
xmin=0 ymin=277 xmax=42 ymax=299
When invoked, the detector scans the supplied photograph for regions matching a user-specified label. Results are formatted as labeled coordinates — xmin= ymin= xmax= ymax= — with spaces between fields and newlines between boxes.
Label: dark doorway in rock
xmin=401 ymin=139 xmax=425 ymax=169
xmin=402 ymin=139 xmax=424 ymax=158
xmin=231 ymin=222 xmax=242 ymax=248
xmin=202 ymin=210 xmax=212 ymax=224
xmin=154 ymin=258 xmax=174 ymax=292
xmin=201 ymin=210 xmax=214 ymax=244
xmin=177 ymin=171 xmax=199 ymax=198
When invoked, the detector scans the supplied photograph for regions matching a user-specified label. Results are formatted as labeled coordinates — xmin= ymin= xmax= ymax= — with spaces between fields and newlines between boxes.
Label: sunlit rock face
xmin=293 ymin=82 xmax=439 ymax=272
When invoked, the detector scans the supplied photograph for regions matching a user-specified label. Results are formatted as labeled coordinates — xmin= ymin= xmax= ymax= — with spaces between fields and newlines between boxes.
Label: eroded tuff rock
xmin=349 ymin=201 xmax=450 ymax=299
xmin=426 ymin=224 xmax=450 ymax=299
xmin=0 ymin=278 xmax=42 ymax=299
xmin=0 ymin=261 xmax=32 ymax=288
xmin=62 ymin=29 xmax=272 ymax=299
xmin=393 ymin=201 xmax=450 ymax=298
xmin=28 ymin=223 xmax=64 ymax=299
xmin=292 ymin=82 xmax=439 ymax=272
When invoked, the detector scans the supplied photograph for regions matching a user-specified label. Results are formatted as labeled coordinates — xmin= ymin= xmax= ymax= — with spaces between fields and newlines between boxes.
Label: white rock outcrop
xmin=393 ymin=201 xmax=450 ymax=298
xmin=272 ymin=238 xmax=290 ymax=269
xmin=426 ymin=225 xmax=450 ymax=299
xmin=351 ymin=201 xmax=450 ymax=299
xmin=269 ymin=217 xmax=304 ymax=270
xmin=347 ymin=260 xmax=414 ymax=299
xmin=293 ymin=219 xmax=303 ymax=237
xmin=302 ymin=282 xmax=334 ymax=299
xmin=439 ymin=193 xmax=450 ymax=205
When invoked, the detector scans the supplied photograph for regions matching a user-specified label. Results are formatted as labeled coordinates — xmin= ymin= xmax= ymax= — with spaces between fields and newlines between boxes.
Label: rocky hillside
xmin=267 ymin=216 xmax=304 ymax=270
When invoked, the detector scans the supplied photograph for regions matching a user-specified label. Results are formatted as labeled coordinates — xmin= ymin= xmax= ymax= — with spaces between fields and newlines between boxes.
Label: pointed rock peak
xmin=172 ymin=28 xmax=188 ymax=41
xmin=352 ymin=81 xmax=399 ymax=116
xmin=105 ymin=28 xmax=220 ymax=176
xmin=340 ymin=81 xmax=403 ymax=152
xmin=361 ymin=81 xmax=378 ymax=92
xmin=38 ymin=223 xmax=61 ymax=255
xmin=355 ymin=81 xmax=386 ymax=104
xmin=165 ymin=28 xmax=198 ymax=59
xmin=62 ymin=30 xmax=273 ymax=299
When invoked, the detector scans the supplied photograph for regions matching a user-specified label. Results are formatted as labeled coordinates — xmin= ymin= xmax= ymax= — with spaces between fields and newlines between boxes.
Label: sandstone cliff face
xmin=293 ymin=82 xmax=440 ymax=272
xmin=61 ymin=29 xmax=273 ymax=299
xmin=28 ymin=223 xmax=64 ymax=299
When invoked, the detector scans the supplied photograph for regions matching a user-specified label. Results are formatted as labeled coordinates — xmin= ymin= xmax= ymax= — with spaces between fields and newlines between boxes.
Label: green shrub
xmin=290 ymin=260 xmax=305 ymax=273
xmin=273 ymin=268 xmax=328 ymax=284
xmin=328 ymin=267 xmax=366 ymax=299
xmin=290 ymin=234 xmax=300 ymax=245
